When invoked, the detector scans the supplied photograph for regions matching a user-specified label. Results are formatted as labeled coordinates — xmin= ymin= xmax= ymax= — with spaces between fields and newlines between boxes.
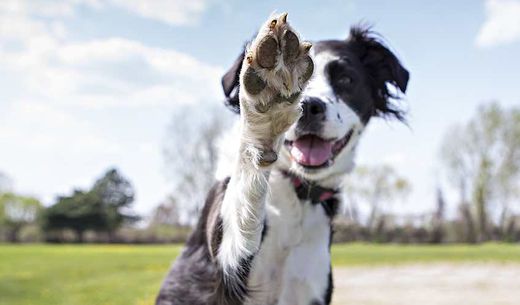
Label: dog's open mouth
xmin=285 ymin=129 xmax=354 ymax=168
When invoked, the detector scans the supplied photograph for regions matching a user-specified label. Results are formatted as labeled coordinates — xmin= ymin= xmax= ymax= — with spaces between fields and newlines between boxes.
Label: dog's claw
xmin=246 ymin=53 xmax=253 ymax=65
xmin=280 ymin=12 xmax=288 ymax=24
xmin=301 ymin=41 xmax=312 ymax=54
xmin=269 ymin=19 xmax=277 ymax=30
xmin=258 ymin=150 xmax=278 ymax=167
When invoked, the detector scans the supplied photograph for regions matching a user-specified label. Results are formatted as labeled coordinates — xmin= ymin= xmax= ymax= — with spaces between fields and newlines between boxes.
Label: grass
xmin=1 ymin=243 xmax=519 ymax=305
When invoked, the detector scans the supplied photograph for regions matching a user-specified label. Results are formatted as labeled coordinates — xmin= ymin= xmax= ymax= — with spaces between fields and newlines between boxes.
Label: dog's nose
xmin=301 ymin=97 xmax=326 ymax=121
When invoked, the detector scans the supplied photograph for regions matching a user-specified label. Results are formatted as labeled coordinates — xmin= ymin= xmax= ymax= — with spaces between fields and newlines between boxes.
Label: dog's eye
xmin=327 ymin=61 xmax=355 ymax=89
xmin=337 ymin=75 xmax=353 ymax=86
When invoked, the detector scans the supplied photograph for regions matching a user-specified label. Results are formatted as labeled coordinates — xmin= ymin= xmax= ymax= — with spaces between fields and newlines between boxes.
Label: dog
xmin=156 ymin=13 xmax=409 ymax=305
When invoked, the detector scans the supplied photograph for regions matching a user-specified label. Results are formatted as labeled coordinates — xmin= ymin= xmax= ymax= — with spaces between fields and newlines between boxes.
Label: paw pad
xmin=301 ymin=56 xmax=314 ymax=83
xmin=282 ymin=30 xmax=300 ymax=63
xmin=243 ymin=66 xmax=266 ymax=95
xmin=257 ymin=36 xmax=278 ymax=69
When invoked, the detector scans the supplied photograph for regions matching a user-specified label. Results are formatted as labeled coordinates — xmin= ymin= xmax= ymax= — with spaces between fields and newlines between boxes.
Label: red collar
xmin=280 ymin=170 xmax=338 ymax=204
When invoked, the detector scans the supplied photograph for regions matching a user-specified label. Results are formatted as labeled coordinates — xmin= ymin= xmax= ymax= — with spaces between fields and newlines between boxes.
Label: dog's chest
xmin=246 ymin=174 xmax=331 ymax=305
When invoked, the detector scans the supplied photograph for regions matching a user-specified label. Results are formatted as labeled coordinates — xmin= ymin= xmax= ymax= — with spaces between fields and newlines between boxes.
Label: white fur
xmin=277 ymin=205 xmax=331 ymax=305
xmin=245 ymin=172 xmax=332 ymax=305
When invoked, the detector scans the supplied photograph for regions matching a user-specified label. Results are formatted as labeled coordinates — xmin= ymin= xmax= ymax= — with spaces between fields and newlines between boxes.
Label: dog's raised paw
xmin=240 ymin=13 xmax=314 ymax=168
xmin=241 ymin=12 xmax=314 ymax=102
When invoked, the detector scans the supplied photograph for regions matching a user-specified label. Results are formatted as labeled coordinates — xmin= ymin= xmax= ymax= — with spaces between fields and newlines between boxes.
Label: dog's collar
xmin=280 ymin=170 xmax=338 ymax=204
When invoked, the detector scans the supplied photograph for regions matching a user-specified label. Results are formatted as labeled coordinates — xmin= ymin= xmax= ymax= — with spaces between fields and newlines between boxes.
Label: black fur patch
xmin=320 ymin=198 xmax=339 ymax=218
xmin=155 ymin=178 xmax=232 ymax=305
xmin=260 ymin=218 xmax=269 ymax=243
xmin=313 ymin=25 xmax=409 ymax=123
xmin=215 ymin=255 xmax=255 ymax=305
xmin=156 ymin=177 xmax=264 ymax=305
xmin=323 ymin=268 xmax=334 ymax=305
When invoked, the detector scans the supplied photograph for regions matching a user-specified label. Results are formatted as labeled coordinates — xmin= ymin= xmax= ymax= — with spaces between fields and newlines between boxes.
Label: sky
xmin=0 ymin=0 xmax=519 ymax=217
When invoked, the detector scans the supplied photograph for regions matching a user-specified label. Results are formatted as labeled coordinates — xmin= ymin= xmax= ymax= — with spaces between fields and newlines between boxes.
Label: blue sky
xmin=1 ymin=0 xmax=519 ymax=216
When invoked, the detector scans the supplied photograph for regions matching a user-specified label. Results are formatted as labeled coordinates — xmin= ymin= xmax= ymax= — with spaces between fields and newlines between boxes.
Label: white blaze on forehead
xmin=302 ymin=51 xmax=337 ymax=99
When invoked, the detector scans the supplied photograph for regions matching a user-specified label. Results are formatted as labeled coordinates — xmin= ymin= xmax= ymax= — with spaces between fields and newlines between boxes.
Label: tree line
xmin=334 ymin=102 xmax=520 ymax=243
xmin=1 ymin=101 xmax=519 ymax=243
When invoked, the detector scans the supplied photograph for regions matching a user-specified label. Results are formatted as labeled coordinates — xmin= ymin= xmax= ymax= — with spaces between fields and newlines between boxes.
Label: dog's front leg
xmin=213 ymin=12 xmax=313 ymax=303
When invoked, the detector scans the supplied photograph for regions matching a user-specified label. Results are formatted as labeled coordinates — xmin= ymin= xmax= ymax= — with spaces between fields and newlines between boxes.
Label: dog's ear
xmin=348 ymin=26 xmax=409 ymax=120
xmin=221 ymin=51 xmax=245 ymax=113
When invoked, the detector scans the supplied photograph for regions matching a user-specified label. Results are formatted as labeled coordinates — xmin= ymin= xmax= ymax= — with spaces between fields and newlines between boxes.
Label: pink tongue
xmin=290 ymin=136 xmax=333 ymax=166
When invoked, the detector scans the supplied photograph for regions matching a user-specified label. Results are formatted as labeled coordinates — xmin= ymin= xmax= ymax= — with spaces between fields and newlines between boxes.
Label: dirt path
xmin=332 ymin=264 xmax=520 ymax=305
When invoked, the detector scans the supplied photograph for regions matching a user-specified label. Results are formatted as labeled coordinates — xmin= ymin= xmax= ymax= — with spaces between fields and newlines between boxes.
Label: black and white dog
xmin=156 ymin=13 xmax=409 ymax=305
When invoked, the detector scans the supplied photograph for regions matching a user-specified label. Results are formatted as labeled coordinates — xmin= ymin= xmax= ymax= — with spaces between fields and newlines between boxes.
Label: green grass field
xmin=1 ymin=243 xmax=519 ymax=305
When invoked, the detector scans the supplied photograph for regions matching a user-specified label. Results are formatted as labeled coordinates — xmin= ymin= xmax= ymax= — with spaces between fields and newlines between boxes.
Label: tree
xmin=343 ymin=165 xmax=411 ymax=229
xmin=150 ymin=196 xmax=181 ymax=227
xmin=440 ymin=102 xmax=520 ymax=241
xmin=41 ymin=168 xmax=137 ymax=242
xmin=41 ymin=190 xmax=106 ymax=242
xmin=0 ymin=193 xmax=42 ymax=242
xmin=431 ymin=187 xmax=446 ymax=243
xmin=91 ymin=168 xmax=138 ymax=237
xmin=163 ymin=103 xmax=231 ymax=226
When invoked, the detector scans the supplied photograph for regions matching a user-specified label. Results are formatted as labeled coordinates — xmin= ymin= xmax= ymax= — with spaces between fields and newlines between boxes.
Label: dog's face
xmin=222 ymin=27 xmax=409 ymax=182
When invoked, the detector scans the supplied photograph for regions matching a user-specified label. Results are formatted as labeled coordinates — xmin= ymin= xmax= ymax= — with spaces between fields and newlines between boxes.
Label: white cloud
xmin=476 ymin=0 xmax=520 ymax=48
xmin=0 ymin=37 xmax=223 ymax=108
xmin=0 ymin=4 xmax=223 ymax=109
xmin=106 ymin=0 xmax=211 ymax=26
xmin=0 ymin=0 xmax=213 ymax=27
